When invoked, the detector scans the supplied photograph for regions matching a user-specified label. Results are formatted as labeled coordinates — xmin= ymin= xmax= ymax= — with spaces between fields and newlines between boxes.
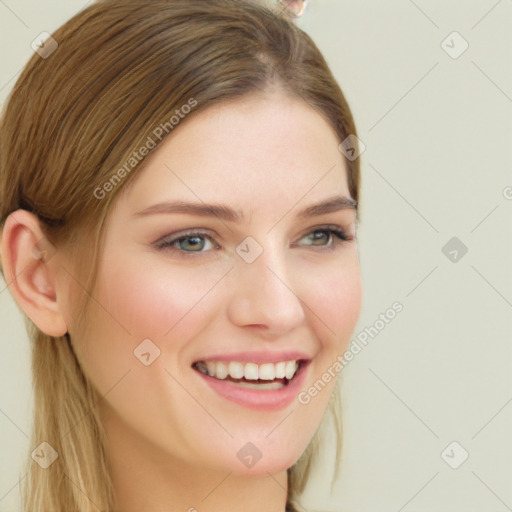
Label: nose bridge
xmin=238 ymin=232 xmax=290 ymax=286
xmin=228 ymin=233 xmax=305 ymax=332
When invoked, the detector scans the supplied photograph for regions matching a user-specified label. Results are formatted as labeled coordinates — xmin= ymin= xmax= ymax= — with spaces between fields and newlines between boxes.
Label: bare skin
xmin=1 ymin=89 xmax=362 ymax=512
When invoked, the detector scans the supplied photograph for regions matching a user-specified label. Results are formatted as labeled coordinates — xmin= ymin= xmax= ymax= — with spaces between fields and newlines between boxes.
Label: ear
xmin=0 ymin=209 xmax=68 ymax=337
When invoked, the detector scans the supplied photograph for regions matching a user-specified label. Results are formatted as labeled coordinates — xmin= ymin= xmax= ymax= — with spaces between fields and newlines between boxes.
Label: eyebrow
xmin=134 ymin=195 xmax=357 ymax=222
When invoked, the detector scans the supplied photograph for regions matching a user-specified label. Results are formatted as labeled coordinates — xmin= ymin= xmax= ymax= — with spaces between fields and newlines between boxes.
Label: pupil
xmin=184 ymin=236 xmax=203 ymax=250
xmin=312 ymin=231 xmax=327 ymax=245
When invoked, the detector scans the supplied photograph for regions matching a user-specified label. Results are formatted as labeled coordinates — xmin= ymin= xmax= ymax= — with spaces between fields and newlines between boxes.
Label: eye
xmin=297 ymin=225 xmax=352 ymax=250
xmin=154 ymin=229 xmax=218 ymax=254
xmin=154 ymin=225 xmax=353 ymax=256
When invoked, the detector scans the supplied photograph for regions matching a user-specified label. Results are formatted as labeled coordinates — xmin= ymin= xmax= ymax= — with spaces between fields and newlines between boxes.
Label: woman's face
xmin=66 ymin=90 xmax=362 ymax=476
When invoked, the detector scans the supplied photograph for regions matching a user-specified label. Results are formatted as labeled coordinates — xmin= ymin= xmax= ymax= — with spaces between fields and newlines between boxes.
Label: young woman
xmin=0 ymin=1 xmax=363 ymax=510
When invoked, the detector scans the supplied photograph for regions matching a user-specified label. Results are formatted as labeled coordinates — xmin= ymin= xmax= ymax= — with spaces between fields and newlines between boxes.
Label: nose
xmin=226 ymin=241 xmax=306 ymax=336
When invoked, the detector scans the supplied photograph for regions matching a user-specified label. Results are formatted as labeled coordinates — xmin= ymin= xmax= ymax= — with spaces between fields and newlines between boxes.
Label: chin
xmin=228 ymin=442 xmax=306 ymax=477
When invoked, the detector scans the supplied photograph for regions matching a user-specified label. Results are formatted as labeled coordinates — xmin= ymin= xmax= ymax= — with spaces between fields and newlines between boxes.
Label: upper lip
xmin=192 ymin=350 xmax=312 ymax=365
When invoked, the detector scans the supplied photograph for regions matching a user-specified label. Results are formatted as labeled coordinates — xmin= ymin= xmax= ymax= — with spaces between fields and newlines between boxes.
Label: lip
xmin=193 ymin=360 xmax=311 ymax=412
xmin=192 ymin=350 xmax=312 ymax=365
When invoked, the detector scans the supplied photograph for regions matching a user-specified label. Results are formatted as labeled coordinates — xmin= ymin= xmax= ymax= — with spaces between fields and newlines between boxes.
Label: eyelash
xmin=154 ymin=225 xmax=353 ymax=256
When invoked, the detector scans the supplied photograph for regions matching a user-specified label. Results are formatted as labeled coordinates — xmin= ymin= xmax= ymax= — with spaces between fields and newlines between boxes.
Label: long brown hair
xmin=0 ymin=1 xmax=360 ymax=510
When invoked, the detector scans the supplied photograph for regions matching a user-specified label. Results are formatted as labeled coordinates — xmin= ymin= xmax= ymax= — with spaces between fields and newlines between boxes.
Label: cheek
xmin=68 ymin=256 xmax=232 ymax=448
xmin=97 ymin=255 xmax=230 ymax=341
xmin=303 ymin=254 xmax=362 ymax=350
xmin=69 ymin=255 xmax=223 ymax=393
xmin=291 ymin=258 xmax=361 ymax=432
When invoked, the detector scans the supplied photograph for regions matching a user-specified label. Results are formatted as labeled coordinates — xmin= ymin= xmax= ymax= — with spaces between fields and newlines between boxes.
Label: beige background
xmin=1 ymin=1 xmax=511 ymax=511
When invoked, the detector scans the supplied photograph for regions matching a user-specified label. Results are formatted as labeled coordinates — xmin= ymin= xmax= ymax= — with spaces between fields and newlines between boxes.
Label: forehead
xmin=119 ymin=91 xmax=351 ymax=216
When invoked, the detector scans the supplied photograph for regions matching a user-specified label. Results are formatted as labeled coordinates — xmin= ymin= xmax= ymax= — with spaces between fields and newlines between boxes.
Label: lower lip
xmin=193 ymin=362 xmax=310 ymax=412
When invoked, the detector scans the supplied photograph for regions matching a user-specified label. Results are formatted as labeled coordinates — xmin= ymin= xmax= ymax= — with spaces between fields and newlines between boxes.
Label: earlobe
xmin=0 ymin=209 xmax=68 ymax=337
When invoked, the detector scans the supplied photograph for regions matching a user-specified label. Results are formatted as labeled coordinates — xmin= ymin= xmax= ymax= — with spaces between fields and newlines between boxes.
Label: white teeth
xmin=259 ymin=363 xmax=275 ymax=380
xmin=228 ymin=361 xmax=244 ymax=379
xmin=215 ymin=362 xmax=228 ymax=379
xmin=285 ymin=361 xmax=296 ymax=380
xmin=275 ymin=361 xmax=286 ymax=379
xmin=195 ymin=359 xmax=301 ymax=381
xmin=244 ymin=363 xmax=259 ymax=380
